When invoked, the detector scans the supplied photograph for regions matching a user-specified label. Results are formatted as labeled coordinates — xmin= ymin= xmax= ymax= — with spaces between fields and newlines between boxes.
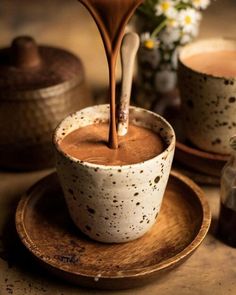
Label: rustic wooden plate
xmin=174 ymin=164 xmax=220 ymax=186
xmin=15 ymin=171 xmax=211 ymax=290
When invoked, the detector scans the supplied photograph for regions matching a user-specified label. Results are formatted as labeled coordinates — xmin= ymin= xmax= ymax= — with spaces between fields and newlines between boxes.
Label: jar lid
xmin=0 ymin=36 xmax=84 ymax=91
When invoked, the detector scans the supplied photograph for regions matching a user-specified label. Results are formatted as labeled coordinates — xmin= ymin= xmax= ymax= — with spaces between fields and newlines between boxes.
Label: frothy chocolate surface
xmin=183 ymin=50 xmax=236 ymax=77
xmin=59 ymin=123 xmax=166 ymax=165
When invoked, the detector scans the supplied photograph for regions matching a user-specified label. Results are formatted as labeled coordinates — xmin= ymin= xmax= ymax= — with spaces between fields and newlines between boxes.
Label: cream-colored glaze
xmin=178 ymin=38 xmax=236 ymax=154
xmin=54 ymin=105 xmax=175 ymax=243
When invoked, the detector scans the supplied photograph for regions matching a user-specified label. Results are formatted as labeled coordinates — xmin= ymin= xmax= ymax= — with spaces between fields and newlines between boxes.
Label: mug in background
xmin=178 ymin=38 xmax=236 ymax=155
xmin=53 ymin=104 xmax=175 ymax=243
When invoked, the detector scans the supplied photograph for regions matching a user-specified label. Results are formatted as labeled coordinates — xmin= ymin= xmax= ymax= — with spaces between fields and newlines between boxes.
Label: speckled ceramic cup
xmin=178 ymin=38 xmax=236 ymax=154
xmin=53 ymin=104 xmax=175 ymax=243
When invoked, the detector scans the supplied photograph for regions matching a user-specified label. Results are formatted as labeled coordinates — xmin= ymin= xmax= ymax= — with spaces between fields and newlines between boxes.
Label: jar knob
xmin=11 ymin=36 xmax=41 ymax=69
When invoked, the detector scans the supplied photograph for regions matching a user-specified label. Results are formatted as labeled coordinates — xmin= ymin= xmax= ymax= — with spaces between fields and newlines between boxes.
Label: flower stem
xmin=151 ymin=19 xmax=167 ymax=38
xmin=176 ymin=3 xmax=190 ymax=10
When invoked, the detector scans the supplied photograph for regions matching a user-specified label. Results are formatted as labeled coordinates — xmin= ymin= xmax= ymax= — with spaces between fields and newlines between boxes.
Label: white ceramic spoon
xmin=117 ymin=32 xmax=140 ymax=136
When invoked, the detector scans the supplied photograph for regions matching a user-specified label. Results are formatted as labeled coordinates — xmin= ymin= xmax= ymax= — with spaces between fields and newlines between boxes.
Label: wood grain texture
xmin=0 ymin=1 xmax=236 ymax=293
xmin=15 ymin=171 xmax=211 ymax=289
xmin=175 ymin=140 xmax=229 ymax=177
xmin=174 ymin=164 xmax=220 ymax=186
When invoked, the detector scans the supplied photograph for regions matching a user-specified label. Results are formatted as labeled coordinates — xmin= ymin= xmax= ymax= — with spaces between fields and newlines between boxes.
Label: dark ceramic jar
xmin=0 ymin=36 xmax=93 ymax=170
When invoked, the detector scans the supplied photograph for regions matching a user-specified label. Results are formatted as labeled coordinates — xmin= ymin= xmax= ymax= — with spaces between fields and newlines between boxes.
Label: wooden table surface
xmin=1 ymin=170 xmax=236 ymax=295
xmin=0 ymin=1 xmax=236 ymax=294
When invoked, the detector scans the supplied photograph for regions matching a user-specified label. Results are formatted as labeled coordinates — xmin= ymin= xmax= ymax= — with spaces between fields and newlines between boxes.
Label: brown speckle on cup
xmin=54 ymin=105 xmax=175 ymax=243
xmin=179 ymin=38 xmax=236 ymax=154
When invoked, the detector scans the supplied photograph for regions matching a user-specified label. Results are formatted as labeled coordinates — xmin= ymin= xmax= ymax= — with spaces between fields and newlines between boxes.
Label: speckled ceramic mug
xmin=178 ymin=38 xmax=236 ymax=154
xmin=53 ymin=104 xmax=175 ymax=243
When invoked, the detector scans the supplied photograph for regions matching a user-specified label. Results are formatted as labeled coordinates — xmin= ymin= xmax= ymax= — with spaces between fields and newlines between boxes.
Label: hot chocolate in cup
xmin=53 ymin=104 xmax=175 ymax=243
xmin=178 ymin=38 xmax=236 ymax=155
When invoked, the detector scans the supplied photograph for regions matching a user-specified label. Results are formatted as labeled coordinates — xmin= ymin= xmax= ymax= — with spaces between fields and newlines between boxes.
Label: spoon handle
xmin=118 ymin=32 xmax=140 ymax=136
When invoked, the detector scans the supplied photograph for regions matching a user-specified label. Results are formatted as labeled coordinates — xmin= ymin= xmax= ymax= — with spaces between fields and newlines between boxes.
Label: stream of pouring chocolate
xmin=78 ymin=0 xmax=143 ymax=149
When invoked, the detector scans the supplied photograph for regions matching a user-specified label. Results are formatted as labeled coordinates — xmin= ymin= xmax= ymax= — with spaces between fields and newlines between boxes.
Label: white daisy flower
xmin=179 ymin=8 xmax=201 ymax=33
xmin=159 ymin=27 xmax=181 ymax=48
xmin=155 ymin=0 xmax=175 ymax=17
xmin=154 ymin=70 xmax=177 ymax=93
xmin=180 ymin=32 xmax=192 ymax=45
xmin=192 ymin=0 xmax=210 ymax=9
xmin=140 ymin=32 xmax=159 ymax=50
xmin=166 ymin=17 xmax=179 ymax=29
xmin=166 ymin=9 xmax=180 ymax=29
xmin=180 ymin=22 xmax=199 ymax=45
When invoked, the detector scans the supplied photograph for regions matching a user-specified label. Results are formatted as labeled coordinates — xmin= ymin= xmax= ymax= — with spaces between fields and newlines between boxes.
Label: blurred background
xmin=0 ymin=0 xmax=236 ymax=97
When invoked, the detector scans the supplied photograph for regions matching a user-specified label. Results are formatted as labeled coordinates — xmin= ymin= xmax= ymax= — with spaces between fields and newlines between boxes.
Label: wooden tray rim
xmin=176 ymin=141 xmax=229 ymax=162
xmin=15 ymin=170 xmax=211 ymax=279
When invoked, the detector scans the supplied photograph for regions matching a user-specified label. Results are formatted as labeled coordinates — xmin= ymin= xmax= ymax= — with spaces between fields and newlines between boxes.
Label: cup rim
xmin=179 ymin=37 xmax=236 ymax=80
xmin=53 ymin=104 xmax=176 ymax=170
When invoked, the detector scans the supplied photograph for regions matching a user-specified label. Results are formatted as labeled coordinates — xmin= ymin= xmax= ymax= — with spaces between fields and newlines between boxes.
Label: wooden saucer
xmin=15 ymin=171 xmax=211 ymax=290
xmin=175 ymin=140 xmax=229 ymax=178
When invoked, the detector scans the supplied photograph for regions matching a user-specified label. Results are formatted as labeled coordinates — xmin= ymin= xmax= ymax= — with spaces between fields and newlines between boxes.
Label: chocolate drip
xmin=78 ymin=0 xmax=143 ymax=149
